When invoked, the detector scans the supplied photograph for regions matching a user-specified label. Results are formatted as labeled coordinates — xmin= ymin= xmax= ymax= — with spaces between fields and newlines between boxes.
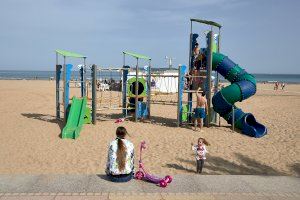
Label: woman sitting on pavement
xmin=106 ymin=127 xmax=134 ymax=182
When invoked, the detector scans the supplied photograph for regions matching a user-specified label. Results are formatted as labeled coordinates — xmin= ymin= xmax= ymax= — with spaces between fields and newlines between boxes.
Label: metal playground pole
xmin=135 ymin=58 xmax=139 ymax=122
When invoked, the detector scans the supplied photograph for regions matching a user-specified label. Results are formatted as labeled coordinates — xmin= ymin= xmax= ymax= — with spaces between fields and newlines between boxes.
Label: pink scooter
xmin=135 ymin=141 xmax=172 ymax=187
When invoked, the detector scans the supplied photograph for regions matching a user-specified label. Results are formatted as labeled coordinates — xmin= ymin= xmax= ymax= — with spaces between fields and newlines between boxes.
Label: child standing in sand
xmin=194 ymin=87 xmax=208 ymax=132
xmin=191 ymin=138 xmax=210 ymax=173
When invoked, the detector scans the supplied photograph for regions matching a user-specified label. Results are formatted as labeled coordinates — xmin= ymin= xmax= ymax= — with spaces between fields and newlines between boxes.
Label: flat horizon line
xmin=0 ymin=69 xmax=299 ymax=75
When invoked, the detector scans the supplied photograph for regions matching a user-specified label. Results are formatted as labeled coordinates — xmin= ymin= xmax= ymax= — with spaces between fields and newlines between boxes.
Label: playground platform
xmin=0 ymin=174 xmax=299 ymax=199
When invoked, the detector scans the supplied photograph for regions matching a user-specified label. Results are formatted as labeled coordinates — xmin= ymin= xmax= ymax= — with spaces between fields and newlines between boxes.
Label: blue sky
xmin=0 ymin=0 xmax=299 ymax=73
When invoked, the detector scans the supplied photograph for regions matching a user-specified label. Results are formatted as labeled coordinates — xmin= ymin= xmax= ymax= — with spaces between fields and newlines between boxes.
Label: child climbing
xmin=191 ymin=137 xmax=210 ymax=173
xmin=193 ymin=42 xmax=201 ymax=70
xmin=193 ymin=43 xmax=200 ymax=59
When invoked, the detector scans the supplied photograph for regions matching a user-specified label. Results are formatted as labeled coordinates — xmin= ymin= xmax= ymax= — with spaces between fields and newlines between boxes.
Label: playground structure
xmin=55 ymin=50 xmax=91 ymax=139
xmin=55 ymin=18 xmax=267 ymax=139
xmin=177 ymin=19 xmax=221 ymax=127
xmin=88 ymin=67 xmax=123 ymax=110
xmin=88 ymin=56 xmax=189 ymax=125
xmin=89 ymin=51 xmax=151 ymax=124
xmin=123 ymin=51 xmax=151 ymax=122
xmin=178 ymin=19 xmax=267 ymax=137
xmin=56 ymin=50 xmax=153 ymax=139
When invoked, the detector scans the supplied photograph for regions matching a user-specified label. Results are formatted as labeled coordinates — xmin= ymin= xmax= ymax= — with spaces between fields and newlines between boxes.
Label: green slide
xmin=62 ymin=96 xmax=90 ymax=139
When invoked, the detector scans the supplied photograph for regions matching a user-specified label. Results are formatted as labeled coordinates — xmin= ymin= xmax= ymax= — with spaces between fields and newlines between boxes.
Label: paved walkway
xmin=0 ymin=175 xmax=299 ymax=199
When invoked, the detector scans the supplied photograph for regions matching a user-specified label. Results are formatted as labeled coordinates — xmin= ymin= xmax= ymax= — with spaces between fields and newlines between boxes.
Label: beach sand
xmin=0 ymin=80 xmax=299 ymax=176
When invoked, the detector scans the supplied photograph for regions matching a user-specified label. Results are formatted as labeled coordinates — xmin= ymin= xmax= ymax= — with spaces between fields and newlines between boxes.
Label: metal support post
xmin=92 ymin=64 xmax=97 ymax=124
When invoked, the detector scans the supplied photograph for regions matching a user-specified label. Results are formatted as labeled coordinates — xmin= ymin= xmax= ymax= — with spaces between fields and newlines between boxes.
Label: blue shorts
xmin=194 ymin=108 xmax=206 ymax=119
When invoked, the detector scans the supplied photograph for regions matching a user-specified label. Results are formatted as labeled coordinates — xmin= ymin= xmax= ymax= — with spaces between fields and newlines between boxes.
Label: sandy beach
xmin=0 ymin=80 xmax=299 ymax=176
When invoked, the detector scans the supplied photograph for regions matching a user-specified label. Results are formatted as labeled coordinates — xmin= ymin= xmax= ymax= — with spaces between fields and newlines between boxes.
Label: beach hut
xmin=128 ymin=68 xmax=179 ymax=94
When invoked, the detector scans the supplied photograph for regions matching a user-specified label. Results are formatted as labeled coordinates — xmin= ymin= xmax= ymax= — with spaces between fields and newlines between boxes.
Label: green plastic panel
xmin=226 ymin=65 xmax=244 ymax=82
xmin=123 ymin=51 xmax=151 ymax=60
xmin=190 ymin=18 xmax=222 ymax=28
xmin=221 ymin=83 xmax=242 ymax=104
xmin=238 ymin=73 xmax=257 ymax=85
xmin=127 ymin=77 xmax=147 ymax=97
xmin=212 ymin=42 xmax=218 ymax=53
xmin=245 ymin=74 xmax=257 ymax=85
xmin=223 ymin=110 xmax=246 ymax=127
xmin=56 ymin=49 xmax=86 ymax=58
xmin=84 ymin=107 xmax=91 ymax=124
xmin=212 ymin=53 xmax=225 ymax=70
xmin=235 ymin=118 xmax=244 ymax=129
xmin=62 ymin=96 xmax=87 ymax=139
xmin=222 ymin=112 xmax=231 ymax=121
xmin=182 ymin=104 xmax=188 ymax=122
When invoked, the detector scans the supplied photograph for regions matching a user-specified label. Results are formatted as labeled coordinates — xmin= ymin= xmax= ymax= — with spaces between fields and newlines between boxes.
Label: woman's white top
xmin=106 ymin=139 xmax=134 ymax=175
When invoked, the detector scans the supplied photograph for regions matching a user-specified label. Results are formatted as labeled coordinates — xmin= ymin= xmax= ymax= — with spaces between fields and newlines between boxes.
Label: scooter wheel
xmin=159 ymin=180 xmax=167 ymax=187
xmin=164 ymin=175 xmax=172 ymax=183
xmin=135 ymin=171 xmax=144 ymax=180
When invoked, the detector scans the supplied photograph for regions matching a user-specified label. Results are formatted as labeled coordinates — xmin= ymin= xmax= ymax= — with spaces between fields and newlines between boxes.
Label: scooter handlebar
xmin=140 ymin=141 xmax=146 ymax=150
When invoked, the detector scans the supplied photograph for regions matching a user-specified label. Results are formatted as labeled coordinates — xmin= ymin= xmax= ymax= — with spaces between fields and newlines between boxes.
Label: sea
xmin=0 ymin=70 xmax=299 ymax=84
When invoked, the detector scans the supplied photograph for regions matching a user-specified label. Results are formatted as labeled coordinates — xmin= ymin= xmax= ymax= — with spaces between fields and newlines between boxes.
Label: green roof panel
xmin=190 ymin=18 xmax=222 ymax=28
xmin=56 ymin=49 xmax=86 ymax=58
xmin=123 ymin=51 xmax=151 ymax=60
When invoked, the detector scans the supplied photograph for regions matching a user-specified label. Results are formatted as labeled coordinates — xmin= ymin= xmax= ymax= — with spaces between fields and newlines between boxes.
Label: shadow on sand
xmin=165 ymin=153 xmax=288 ymax=175
xmin=97 ymin=112 xmax=179 ymax=128
xmin=164 ymin=163 xmax=196 ymax=173
xmin=96 ymin=113 xmax=123 ymax=121
xmin=21 ymin=113 xmax=64 ymax=137
xmin=290 ymin=163 xmax=300 ymax=177
xmin=148 ymin=115 xmax=178 ymax=127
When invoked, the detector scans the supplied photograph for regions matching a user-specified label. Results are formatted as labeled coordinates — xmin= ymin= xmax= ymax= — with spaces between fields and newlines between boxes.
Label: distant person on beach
xmin=151 ymin=78 xmax=156 ymax=88
xmin=106 ymin=127 xmax=134 ymax=182
xmin=194 ymin=87 xmax=208 ymax=132
xmin=274 ymin=82 xmax=279 ymax=90
xmin=96 ymin=80 xmax=100 ymax=90
xmin=281 ymin=82 xmax=286 ymax=90
xmin=191 ymin=137 xmax=210 ymax=173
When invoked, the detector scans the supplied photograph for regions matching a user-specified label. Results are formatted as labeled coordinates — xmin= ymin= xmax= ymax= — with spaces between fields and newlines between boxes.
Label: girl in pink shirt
xmin=191 ymin=137 xmax=210 ymax=173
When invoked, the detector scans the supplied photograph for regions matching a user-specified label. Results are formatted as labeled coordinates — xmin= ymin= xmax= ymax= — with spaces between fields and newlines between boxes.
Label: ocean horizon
xmin=0 ymin=70 xmax=299 ymax=84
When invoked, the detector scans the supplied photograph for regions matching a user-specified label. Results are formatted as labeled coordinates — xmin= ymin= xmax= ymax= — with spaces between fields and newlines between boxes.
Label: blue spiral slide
xmin=212 ymin=53 xmax=267 ymax=138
